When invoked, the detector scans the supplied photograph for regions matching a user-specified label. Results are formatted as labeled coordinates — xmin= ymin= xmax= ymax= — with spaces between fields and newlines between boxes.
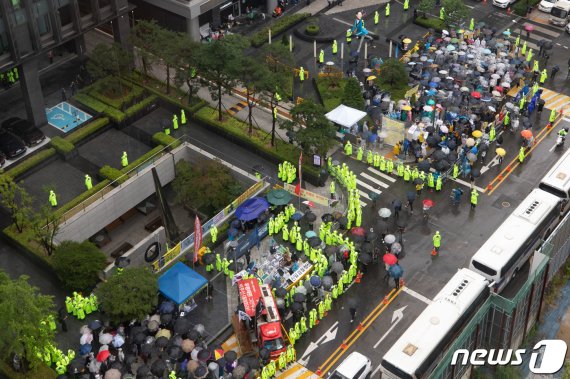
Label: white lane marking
xmin=403 ymin=287 xmax=432 ymax=305
xmin=358 ymin=189 xmax=373 ymax=200
xmin=547 ymin=97 xmax=570 ymax=109
xmin=332 ymin=17 xmax=353 ymax=27
xmin=360 ymin=172 xmax=390 ymax=188
xmin=563 ymin=117 xmax=570 ymax=123
xmin=356 ymin=178 xmax=383 ymax=192
xmin=366 ymin=166 xmax=397 ymax=182
xmin=522 ymin=23 xmax=561 ymax=37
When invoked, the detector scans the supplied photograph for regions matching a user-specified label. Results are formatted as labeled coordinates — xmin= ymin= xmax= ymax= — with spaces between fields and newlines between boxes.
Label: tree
xmin=379 ymin=59 xmax=408 ymax=88
xmin=0 ymin=176 xmax=32 ymax=233
xmin=198 ymin=34 xmax=250 ymax=121
xmin=29 ymin=203 xmax=61 ymax=256
xmin=53 ymin=241 xmax=107 ymax=292
xmin=155 ymin=28 xmax=184 ymax=95
xmin=238 ymin=57 xmax=267 ymax=135
xmin=175 ymin=40 xmax=202 ymax=104
xmin=417 ymin=0 xmax=436 ymax=17
xmin=0 ymin=271 xmax=56 ymax=370
xmin=86 ymin=43 xmax=133 ymax=96
xmin=130 ymin=20 xmax=162 ymax=78
xmin=442 ymin=0 xmax=469 ymax=27
xmin=172 ymin=159 xmax=243 ymax=216
xmin=341 ymin=77 xmax=365 ymax=110
xmin=96 ymin=267 xmax=158 ymax=323
xmin=283 ymin=100 xmax=337 ymax=159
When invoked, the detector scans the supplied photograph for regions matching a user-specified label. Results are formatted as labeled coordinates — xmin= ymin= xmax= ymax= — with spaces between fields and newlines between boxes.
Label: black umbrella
xmin=114 ymin=256 xmax=130 ymax=268
xmin=225 ymin=351 xmax=238 ymax=362
xmin=156 ymin=336 xmax=169 ymax=348
xmin=198 ymin=349 xmax=211 ymax=362
xmin=195 ymin=366 xmax=208 ymax=378
xmin=68 ymin=357 xmax=86 ymax=373
xmin=361 ymin=242 xmax=373 ymax=253
xmin=159 ymin=301 xmax=175 ymax=314
xmin=160 ymin=313 xmax=172 ymax=325
xmin=376 ymin=220 xmax=389 ymax=234
xmin=140 ymin=343 xmax=154 ymax=355
xmin=447 ymin=152 xmax=458 ymax=162
xmin=359 ymin=253 xmax=372 ymax=265
xmin=407 ymin=191 xmax=416 ymax=201
xmin=350 ymin=235 xmax=364 ymax=243
xmin=435 ymin=160 xmax=450 ymax=171
xmin=174 ymin=318 xmax=191 ymax=334
xmin=290 ymin=302 xmax=303 ymax=312
xmin=472 ymin=168 xmax=481 ymax=178
xmin=239 ymin=355 xmax=261 ymax=369
xmin=417 ymin=160 xmax=430 ymax=172
xmin=202 ymin=253 xmax=215 ymax=265
xmin=305 ymin=212 xmax=317 ymax=222
xmin=426 ymin=136 xmax=438 ymax=147
xmin=134 ymin=332 xmax=147 ymax=345
xmin=137 ymin=365 xmax=151 ymax=376
xmin=479 ymin=143 xmax=489 ymax=152
xmin=274 ymin=287 xmax=287 ymax=298
xmin=188 ymin=330 xmax=200 ymax=341
xmin=366 ymin=231 xmax=377 ymax=241
xmin=110 ymin=361 xmax=124 ymax=370
xmin=168 ymin=345 xmax=183 ymax=360
xmin=151 ymin=360 xmax=167 ymax=377
xmin=432 ymin=150 xmax=446 ymax=161
xmin=308 ymin=236 xmax=321 ymax=247
xmin=293 ymin=293 xmax=306 ymax=303
xmin=324 ymin=245 xmax=339 ymax=255
xmin=338 ymin=217 xmax=348 ymax=229
xmin=413 ymin=178 xmax=424 ymax=185
xmin=321 ymin=214 xmax=334 ymax=222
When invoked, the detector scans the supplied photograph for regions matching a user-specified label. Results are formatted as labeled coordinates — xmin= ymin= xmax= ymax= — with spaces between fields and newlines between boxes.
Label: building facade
xmin=0 ymin=0 xmax=132 ymax=125
xmin=129 ymin=0 xmax=268 ymax=42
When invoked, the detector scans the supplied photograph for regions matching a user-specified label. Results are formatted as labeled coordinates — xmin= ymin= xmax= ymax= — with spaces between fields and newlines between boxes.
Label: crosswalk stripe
xmin=356 ymin=178 xmax=381 ymax=192
xmin=360 ymin=172 xmax=389 ymax=188
xmin=358 ymin=189 xmax=373 ymax=201
xmin=522 ymin=23 xmax=561 ymax=37
xmin=366 ymin=166 xmax=397 ymax=182
xmin=548 ymin=96 xmax=570 ymax=109
xmin=541 ymin=89 xmax=558 ymax=101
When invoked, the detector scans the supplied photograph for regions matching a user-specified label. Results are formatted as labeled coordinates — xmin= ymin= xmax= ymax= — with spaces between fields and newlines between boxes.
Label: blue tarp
xmin=158 ymin=262 xmax=207 ymax=305
xmin=234 ymin=197 xmax=269 ymax=221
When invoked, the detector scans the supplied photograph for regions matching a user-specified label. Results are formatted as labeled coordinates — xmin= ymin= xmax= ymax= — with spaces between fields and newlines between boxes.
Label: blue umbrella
xmin=291 ymin=212 xmax=304 ymax=221
xmin=309 ymin=276 xmax=322 ymax=287
xmin=228 ymin=228 xmax=239 ymax=238
xmin=79 ymin=344 xmax=92 ymax=356
xmin=305 ymin=231 xmax=317 ymax=238
xmin=429 ymin=82 xmax=438 ymax=88
xmin=483 ymin=49 xmax=492 ymax=55
xmin=159 ymin=301 xmax=175 ymax=314
xmin=234 ymin=197 xmax=269 ymax=221
xmin=388 ymin=264 xmax=403 ymax=279
xmin=427 ymin=89 xmax=438 ymax=96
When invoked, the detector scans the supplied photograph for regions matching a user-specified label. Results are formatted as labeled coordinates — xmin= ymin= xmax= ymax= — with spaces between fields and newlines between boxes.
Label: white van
xmin=550 ymin=0 xmax=570 ymax=25
xmin=330 ymin=352 xmax=372 ymax=379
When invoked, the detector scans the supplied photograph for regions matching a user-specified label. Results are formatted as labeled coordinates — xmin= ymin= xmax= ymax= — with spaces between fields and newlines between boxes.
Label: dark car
xmin=1 ymin=117 xmax=46 ymax=146
xmin=0 ymin=129 xmax=27 ymax=159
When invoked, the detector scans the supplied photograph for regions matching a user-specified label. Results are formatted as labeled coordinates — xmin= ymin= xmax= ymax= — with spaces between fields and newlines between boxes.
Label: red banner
xmin=238 ymin=278 xmax=262 ymax=317
xmin=194 ymin=215 xmax=202 ymax=263
xmin=295 ymin=152 xmax=303 ymax=195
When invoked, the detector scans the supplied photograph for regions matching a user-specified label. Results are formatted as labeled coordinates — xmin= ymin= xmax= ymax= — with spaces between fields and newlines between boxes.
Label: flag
xmin=295 ymin=152 xmax=303 ymax=195
xmin=194 ymin=216 xmax=202 ymax=263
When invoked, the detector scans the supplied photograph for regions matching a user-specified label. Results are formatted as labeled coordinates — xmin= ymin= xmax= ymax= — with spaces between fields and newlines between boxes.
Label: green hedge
xmin=194 ymin=106 xmax=320 ymax=178
xmin=0 ymin=360 xmax=57 ymax=379
xmin=305 ymin=24 xmax=320 ymax=36
xmin=2 ymin=148 xmax=57 ymax=179
xmin=3 ymin=224 xmax=46 ymax=261
xmin=54 ymin=179 xmax=111 ymax=218
xmin=152 ymin=132 xmax=182 ymax=149
xmin=251 ymin=13 xmax=311 ymax=47
xmin=50 ymin=136 xmax=75 ymax=155
xmin=88 ymin=77 xmax=145 ymax=110
xmin=65 ymin=117 xmax=110 ymax=145
xmin=125 ymin=95 xmax=158 ymax=118
xmin=414 ymin=16 xmax=446 ymax=32
xmin=99 ymin=165 xmax=126 ymax=183
xmin=73 ymin=93 xmax=126 ymax=124
xmin=121 ymin=145 xmax=165 ymax=174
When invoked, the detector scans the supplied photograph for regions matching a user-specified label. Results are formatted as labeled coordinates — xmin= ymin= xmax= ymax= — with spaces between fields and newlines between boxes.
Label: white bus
xmin=380 ymin=269 xmax=489 ymax=379
xmin=539 ymin=148 xmax=570 ymax=200
xmin=469 ymin=189 xmax=562 ymax=293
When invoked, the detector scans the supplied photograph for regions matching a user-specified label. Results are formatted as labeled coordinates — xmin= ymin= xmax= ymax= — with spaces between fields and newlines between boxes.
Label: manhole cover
xmin=492 ymin=194 xmax=514 ymax=210
xmin=502 ymin=201 xmax=511 ymax=208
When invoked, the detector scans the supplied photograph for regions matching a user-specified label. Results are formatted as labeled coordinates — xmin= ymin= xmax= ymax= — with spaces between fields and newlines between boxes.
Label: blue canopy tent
xmin=234 ymin=197 xmax=269 ymax=221
xmin=158 ymin=262 xmax=208 ymax=305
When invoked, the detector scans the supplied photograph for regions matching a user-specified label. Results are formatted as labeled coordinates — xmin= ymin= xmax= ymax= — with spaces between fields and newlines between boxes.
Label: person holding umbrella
xmin=389 ymin=263 xmax=403 ymax=289
xmin=406 ymin=191 xmax=416 ymax=214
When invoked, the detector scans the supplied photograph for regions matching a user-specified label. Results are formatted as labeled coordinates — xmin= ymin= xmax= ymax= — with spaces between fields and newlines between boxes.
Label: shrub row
xmin=65 ymin=117 xmax=110 ymax=145
xmin=414 ymin=16 xmax=446 ymax=32
xmin=250 ymin=13 xmax=311 ymax=47
xmin=125 ymin=95 xmax=158 ymax=118
xmin=152 ymin=132 xmax=182 ymax=149
xmin=99 ymin=165 xmax=126 ymax=184
xmin=194 ymin=106 xmax=320 ymax=178
xmin=2 ymin=148 xmax=57 ymax=179
xmin=73 ymin=93 xmax=126 ymax=124
xmin=87 ymin=77 xmax=146 ymax=110
xmin=50 ymin=136 xmax=75 ymax=155
xmin=121 ymin=145 xmax=165 ymax=174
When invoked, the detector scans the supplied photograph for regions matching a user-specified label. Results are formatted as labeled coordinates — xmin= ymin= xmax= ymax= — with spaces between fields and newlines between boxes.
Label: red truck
xmin=234 ymin=279 xmax=288 ymax=360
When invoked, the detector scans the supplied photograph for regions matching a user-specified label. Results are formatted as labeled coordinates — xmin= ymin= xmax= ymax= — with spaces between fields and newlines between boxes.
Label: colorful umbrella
xmin=521 ymin=130 xmax=533 ymax=139
xmin=367 ymin=76 xmax=377 ymax=81
xmin=471 ymin=91 xmax=481 ymax=99
xmin=496 ymin=148 xmax=506 ymax=156
xmin=383 ymin=253 xmax=398 ymax=265
xmin=351 ymin=227 xmax=366 ymax=236
xmin=472 ymin=130 xmax=483 ymax=138
xmin=403 ymin=38 xmax=412 ymax=43
xmin=97 ymin=350 xmax=110 ymax=362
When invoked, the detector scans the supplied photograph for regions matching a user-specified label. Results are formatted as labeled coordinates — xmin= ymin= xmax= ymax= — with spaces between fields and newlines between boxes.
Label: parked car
xmin=330 ymin=352 xmax=372 ymax=379
xmin=0 ymin=129 xmax=27 ymax=159
xmin=493 ymin=0 xmax=516 ymax=8
xmin=1 ymin=117 xmax=46 ymax=146
xmin=539 ymin=0 xmax=558 ymax=12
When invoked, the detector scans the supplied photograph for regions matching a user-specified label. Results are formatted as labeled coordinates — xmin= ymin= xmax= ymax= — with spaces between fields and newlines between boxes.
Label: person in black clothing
xmin=245 ymin=248 xmax=251 ymax=265
xmin=551 ymin=65 xmax=560 ymax=80
xmin=58 ymin=307 xmax=68 ymax=332
xmin=392 ymin=199 xmax=402 ymax=219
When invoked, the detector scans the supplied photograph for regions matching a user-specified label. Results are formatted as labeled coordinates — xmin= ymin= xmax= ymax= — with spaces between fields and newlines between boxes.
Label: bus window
xmin=471 ymin=261 xmax=497 ymax=277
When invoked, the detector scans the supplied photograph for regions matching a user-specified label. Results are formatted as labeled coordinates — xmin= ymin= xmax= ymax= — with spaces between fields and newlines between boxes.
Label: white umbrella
xmin=501 ymin=82 xmax=510 ymax=88
xmin=420 ymin=56 xmax=428 ymax=61
xmin=363 ymin=68 xmax=372 ymax=74
xmin=99 ymin=333 xmax=113 ymax=345
xmin=466 ymin=138 xmax=475 ymax=147
xmin=488 ymin=106 xmax=496 ymax=112
xmin=80 ymin=333 xmax=93 ymax=345
xmin=435 ymin=50 xmax=443 ymax=55
xmin=295 ymin=286 xmax=308 ymax=295
xmin=460 ymin=86 xmax=470 ymax=92
xmin=80 ymin=325 xmax=92 ymax=335
xmin=384 ymin=234 xmax=396 ymax=244
xmin=408 ymin=61 xmax=417 ymax=66
xmin=458 ymin=51 xmax=466 ymax=56
xmin=112 ymin=334 xmax=125 ymax=348
xmin=423 ymin=105 xmax=434 ymax=112
xmin=439 ymin=70 xmax=448 ymax=75
xmin=492 ymin=90 xmax=501 ymax=97
xmin=440 ymin=125 xmax=449 ymax=133
xmin=378 ymin=208 xmax=392 ymax=218
xmin=491 ymin=73 xmax=501 ymax=79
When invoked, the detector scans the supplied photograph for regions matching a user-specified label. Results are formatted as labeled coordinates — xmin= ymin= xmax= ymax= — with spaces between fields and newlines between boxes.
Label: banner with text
xmin=382 ymin=117 xmax=406 ymax=147
xmin=282 ymin=183 xmax=330 ymax=206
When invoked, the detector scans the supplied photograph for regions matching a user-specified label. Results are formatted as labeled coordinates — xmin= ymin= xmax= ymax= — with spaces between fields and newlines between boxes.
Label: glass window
xmin=32 ymin=0 xmax=52 ymax=37
xmin=57 ymin=0 xmax=74 ymax=28
xmin=0 ymin=19 xmax=10 ymax=56
xmin=77 ymin=0 xmax=93 ymax=18
xmin=8 ymin=7 xmax=33 ymax=55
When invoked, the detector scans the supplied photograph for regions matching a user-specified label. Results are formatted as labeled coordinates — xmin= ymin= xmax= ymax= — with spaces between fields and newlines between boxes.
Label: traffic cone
xmin=431 ymin=248 xmax=438 ymax=256
xmin=316 ymin=368 xmax=322 ymax=376
xmin=383 ymin=295 xmax=389 ymax=304
xmin=486 ymin=184 xmax=493 ymax=190
xmin=355 ymin=272 xmax=362 ymax=283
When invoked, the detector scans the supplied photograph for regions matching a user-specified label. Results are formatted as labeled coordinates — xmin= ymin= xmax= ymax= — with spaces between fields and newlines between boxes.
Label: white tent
xmin=325 ymin=104 xmax=367 ymax=129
